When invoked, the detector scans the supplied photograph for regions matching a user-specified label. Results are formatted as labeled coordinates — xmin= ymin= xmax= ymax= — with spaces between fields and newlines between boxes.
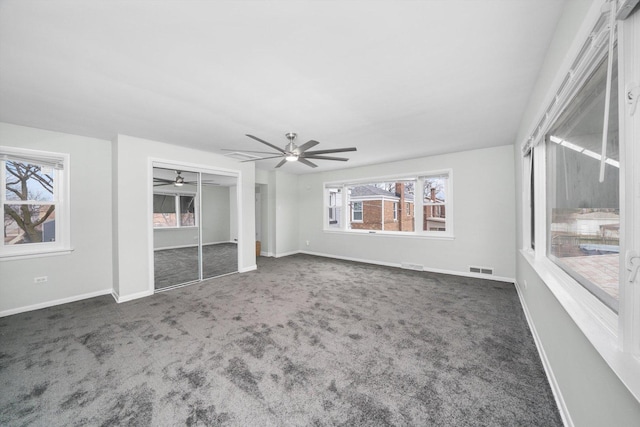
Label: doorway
xmin=152 ymin=165 xmax=239 ymax=291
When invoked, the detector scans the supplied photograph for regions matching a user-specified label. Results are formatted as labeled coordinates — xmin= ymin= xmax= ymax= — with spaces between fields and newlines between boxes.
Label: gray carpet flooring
xmin=0 ymin=254 xmax=561 ymax=426
xmin=154 ymin=242 xmax=238 ymax=289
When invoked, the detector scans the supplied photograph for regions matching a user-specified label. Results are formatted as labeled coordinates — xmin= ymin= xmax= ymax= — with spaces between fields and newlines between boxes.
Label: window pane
xmin=546 ymin=51 xmax=619 ymax=311
xmin=153 ymin=194 xmax=176 ymax=227
xmin=180 ymin=195 xmax=195 ymax=227
xmin=4 ymin=204 xmax=55 ymax=244
xmin=423 ymin=177 xmax=447 ymax=232
xmin=5 ymin=161 xmax=55 ymax=202
xmin=347 ymin=181 xmax=415 ymax=232
xmin=327 ymin=188 xmax=342 ymax=229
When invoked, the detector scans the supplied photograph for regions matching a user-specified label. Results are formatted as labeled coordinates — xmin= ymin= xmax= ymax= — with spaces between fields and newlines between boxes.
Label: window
xmin=324 ymin=172 xmax=451 ymax=236
xmin=153 ymin=193 xmax=196 ymax=228
xmin=546 ymin=51 xmax=619 ymax=311
xmin=326 ymin=187 xmax=342 ymax=228
xmin=423 ymin=174 xmax=449 ymax=232
xmin=1 ymin=146 xmax=70 ymax=258
xmin=351 ymin=201 xmax=363 ymax=222
xmin=521 ymin=3 xmax=640 ymax=399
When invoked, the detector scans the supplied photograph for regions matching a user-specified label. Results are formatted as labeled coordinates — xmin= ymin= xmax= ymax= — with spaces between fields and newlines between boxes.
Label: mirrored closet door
xmin=152 ymin=166 xmax=238 ymax=291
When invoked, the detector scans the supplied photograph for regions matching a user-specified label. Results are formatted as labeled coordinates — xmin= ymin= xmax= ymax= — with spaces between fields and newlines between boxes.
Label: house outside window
xmin=1 ymin=146 xmax=70 ymax=259
xmin=423 ymin=175 xmax=448 ymax=232
xmin=324 ymin=173 xmax=450 ymax=237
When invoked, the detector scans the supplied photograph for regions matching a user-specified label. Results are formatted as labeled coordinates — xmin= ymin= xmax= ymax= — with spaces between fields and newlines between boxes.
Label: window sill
xmin=520 ymin=249 xmax=640 ymax=402
xmin=0 ymin=247 xmax=74 ymax=262
xmin=153 ymin=226 xmax=199 ymax=230
xmin=323 ymin=229 xmax=454 ymax=240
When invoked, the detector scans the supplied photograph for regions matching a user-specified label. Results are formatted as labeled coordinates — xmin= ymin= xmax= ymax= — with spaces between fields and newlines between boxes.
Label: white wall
xmin=112 ymin=134 xmax=255 ymax=302
xmin=513 ymin=0 xmax=640 ymax=425
xmin=273 ymin=170 xmax=299 ymax=256
xmin=153 ymin=228 xmax=199 ymax=250
xmin=202 ymin=185 xmax=231 ymax=245
xmin=0 ymin=123 xmax=113 ymax=315
xmin=297 ymin=145 xmax=515 ymax=278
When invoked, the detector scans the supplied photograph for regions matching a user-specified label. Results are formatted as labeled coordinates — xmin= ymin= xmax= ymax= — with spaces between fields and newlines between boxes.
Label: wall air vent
xmin=469 ymin=266 xmax=494 ymax=275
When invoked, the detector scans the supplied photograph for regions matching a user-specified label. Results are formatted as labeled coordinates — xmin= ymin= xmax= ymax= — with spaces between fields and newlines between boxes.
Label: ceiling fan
xmin=153 ymin=170 xmax=219 ymax=187
xmin=224 ymin=133 xmax=357 ymax=168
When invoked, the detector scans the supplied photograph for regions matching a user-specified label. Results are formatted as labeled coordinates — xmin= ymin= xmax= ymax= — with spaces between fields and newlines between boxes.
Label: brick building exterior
xmin=349 ymin=183 xmax=414 ymax=231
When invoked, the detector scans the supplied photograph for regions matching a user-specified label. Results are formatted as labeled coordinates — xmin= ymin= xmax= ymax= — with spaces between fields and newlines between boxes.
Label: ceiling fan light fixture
xmin=285 ymin=153 xmax=299 ymax=162
xmin=174 ymin=172 xmax=185 ymax=186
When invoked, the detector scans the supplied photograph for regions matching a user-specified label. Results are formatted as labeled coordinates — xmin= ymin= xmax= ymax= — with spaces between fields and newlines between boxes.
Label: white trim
xmin=153 ymin=241 xmax=234 ymax=251
xmin=322 ymin=229 xmax=455 ymax=240
xmin=522 ymin=249 xmax=640 ymax=401
xmin=0 ymin=288 xmax=111 ymax=317
xmin=112 ymin=289 xmax=154 ymax=303
xmin=149 ymin=158 xmax=243 ymax=295
xmin=239 ymin=264 xmax=257 ymax=273
xmin=274 ymin=250 xmax=300 ymax=258
xmin=299 ymin=250 xmax=515 ymax=283
xmin=1 ymin=147 xmax=71 ymax=258
xmin=0 ymin=248 xmax=73 ymax=261
xmin=514 ymin=280 xmax=574 ymax=427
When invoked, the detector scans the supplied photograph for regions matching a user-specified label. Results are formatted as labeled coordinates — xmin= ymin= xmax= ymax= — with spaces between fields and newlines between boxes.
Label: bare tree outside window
xmin=4 ymin=161 xmax=55 ymax=244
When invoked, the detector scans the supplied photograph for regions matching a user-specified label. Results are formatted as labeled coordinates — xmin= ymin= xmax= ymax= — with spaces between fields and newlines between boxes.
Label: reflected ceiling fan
xmin=224 ymin=133 xmax=357 ymax=168
xmin=153 ymin=170 xmax=219 ymax=187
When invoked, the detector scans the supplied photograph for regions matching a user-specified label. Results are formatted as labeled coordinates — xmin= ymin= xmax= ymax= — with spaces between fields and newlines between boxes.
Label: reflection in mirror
xmin=152 ymin=166 xmax=239 ymax=291
xmin=201 ymin=172 xmax=238 ymax=280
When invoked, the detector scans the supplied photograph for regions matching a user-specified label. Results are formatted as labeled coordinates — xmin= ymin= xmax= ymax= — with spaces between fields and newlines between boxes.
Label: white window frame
xmin=393 ymin=202 xmax=398 ymax=221
xmin=351 ymin=201 xmax=363 ymax=223
xmin=520 ymin=0 xmax=640 ymax=401
xmin=1 ymin=146 xmax=71 ymax=260
xmin=152 ymin=191 xmax=198 ymax=229
xmin=323 ymin=169 xmax=453 ymax=239
xmin=421 ymin=172 xmax=452 ymax=235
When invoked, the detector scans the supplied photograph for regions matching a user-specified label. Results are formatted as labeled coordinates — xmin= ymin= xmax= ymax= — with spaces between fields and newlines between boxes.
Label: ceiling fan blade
xmin=298 ymin=158 xmax=318 ymax=168
xmin=221 ymin=148 xmax=280 ymax=155
xmin=246 ymin=134 xmax=286 ymax=154
xmin=302 ymin=155 xmax=349 ymax=161
xmin=240 ymin=155 xmax=284 ymax=163
xmin=274 ymin=158 xmax=287 ymax=168
xmin=153 ymin=178 xmax=173 ymax=183
xmin=296 ymin=140 xmax=320 ymax=153
xmin=303 ymin=147 xmax=357 ymax=155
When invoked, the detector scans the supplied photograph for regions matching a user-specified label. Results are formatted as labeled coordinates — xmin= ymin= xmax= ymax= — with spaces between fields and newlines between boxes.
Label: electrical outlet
xmin=34 ymin=276 xmax=48 ymax=283
xmin=523 ymin=280 xmax=528 ymax=290
xmin=306 ymin=240 xmax=310 ymax=246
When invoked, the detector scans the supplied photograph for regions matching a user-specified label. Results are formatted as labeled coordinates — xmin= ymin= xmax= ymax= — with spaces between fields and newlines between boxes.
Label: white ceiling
xmin=0 ymin=0 xmax=565 ymax=173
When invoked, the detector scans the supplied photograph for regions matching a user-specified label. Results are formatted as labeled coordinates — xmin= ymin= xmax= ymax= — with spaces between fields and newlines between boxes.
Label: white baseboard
xmin=514 ymin=280 xmax=573 ymax=427
xmin=0 ymin=288 xmax=112 ymax=317
xmin=239 ymin=264 xmax=257 ymax=273
xmin=274 ymin=250 xmax=301 ymax=258
xmin=111 ymin=289 xmax=153 ymax=303
xmin=154 ymin=241 xmax=235 ymax=251
xmin=298 ymin=250 xmax=515 ymax=283
xmin=259 ymin=251 xmax=273 ymax=257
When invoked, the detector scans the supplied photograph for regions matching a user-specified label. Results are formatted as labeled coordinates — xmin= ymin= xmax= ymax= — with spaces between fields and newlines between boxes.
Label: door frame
xmin=149 ymin=159 xmax=242 ymax=293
